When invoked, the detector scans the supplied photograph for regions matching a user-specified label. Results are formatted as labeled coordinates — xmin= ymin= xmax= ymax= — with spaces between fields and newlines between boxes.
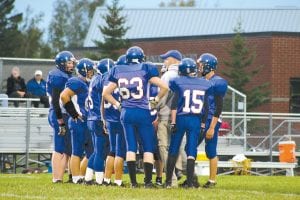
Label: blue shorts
xmin=106 ymin=121 xmax=126 ymax=159
xmin=68 ymin=118 xmax=92 ymax=157
xmin=198 ymin=119 xmax=221 ymax=159
xmin=48 ymin=110 xmax=71 ymax=155
xmin=169 ymin=115 xmax=201 ymax=158
xmin=120 ymin=108 xmax=155 ymax=153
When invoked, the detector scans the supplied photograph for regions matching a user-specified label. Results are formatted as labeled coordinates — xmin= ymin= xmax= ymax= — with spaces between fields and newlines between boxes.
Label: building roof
xmin=84 ymin=8 xmax=300 ymax=47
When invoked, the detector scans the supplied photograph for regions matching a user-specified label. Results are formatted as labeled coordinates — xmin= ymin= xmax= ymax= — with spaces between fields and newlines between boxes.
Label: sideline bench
xmin=195 ymin=161 xmax=298 ymax=176
xmin=0 ymin=107 xmax=52 ymax=172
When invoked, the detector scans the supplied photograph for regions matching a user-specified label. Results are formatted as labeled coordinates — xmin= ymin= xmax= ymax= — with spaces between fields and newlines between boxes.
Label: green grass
xmin=0 ymin=174 xmax=299 ymax=200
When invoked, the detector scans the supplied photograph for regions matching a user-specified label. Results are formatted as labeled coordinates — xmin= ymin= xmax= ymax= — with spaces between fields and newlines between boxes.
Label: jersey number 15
xmin=183 ymin=90 xmax=205 ymax=114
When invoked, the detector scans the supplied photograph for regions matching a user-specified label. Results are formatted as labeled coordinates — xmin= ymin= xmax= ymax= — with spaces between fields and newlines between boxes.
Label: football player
xmin=102 ymin=46 xmax=168 ymax=188
xmin=84 ymin=59 xmax=112 ymax=185
xmin=102 ymin=56 xmax=126 ymax=187
xmin=165 ymin=58 xmax=213 ymax=188
xmin=197 ymin=53 xmax=228 ymax=188
xmin=47 ymin=51 xmax=75 ymax=183
xmin=60 ymin=58 xmax=94 ymax=184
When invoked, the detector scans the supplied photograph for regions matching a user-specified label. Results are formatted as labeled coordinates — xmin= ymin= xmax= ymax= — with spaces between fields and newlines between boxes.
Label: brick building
xmin=84 ymin=8 xmax=300 ymax=113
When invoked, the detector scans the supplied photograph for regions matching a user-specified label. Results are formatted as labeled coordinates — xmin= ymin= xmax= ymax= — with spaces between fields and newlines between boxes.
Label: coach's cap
xmin=160 ymin=50 xmax=182 ymax=61
xmin=35 ymin=70 xmax=43 ymax=76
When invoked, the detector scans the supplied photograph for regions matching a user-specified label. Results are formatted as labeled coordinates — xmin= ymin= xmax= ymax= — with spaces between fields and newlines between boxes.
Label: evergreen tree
xmin=0 ymin=0 xmax=22 ymax=57
xmin=94 ymin=0 xmax=130 ymax=60
xmin=16 ymin=7 xmax=44 ymax=58
xmin=223 ymin=22 xmax=270 ymax=110
xmin=48 ymin=0 xmax=69 ymax=52
xmin=49 ymin=0 xmax=105 ymax=52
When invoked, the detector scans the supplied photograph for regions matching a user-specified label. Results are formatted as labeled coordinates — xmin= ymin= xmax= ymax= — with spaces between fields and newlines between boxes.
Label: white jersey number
xmin=118 ymin=77 xmax=143 ymax=100
xmin=182 ymin=90 xmax=205 ymax=114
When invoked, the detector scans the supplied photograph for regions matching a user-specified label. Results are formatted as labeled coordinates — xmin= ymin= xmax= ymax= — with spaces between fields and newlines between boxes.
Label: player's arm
xmin=206 ymin=95 xmax=223 ymax=139
xmin=52 ymin=88 xmax=63 ymax=122
xmin=169 ymin=91 xmax=179 ymax=133
xmin=60 ymin=88 xmax=81 ymax=120
xmin=102 ymin=82 xmax=120 ymax=109
xmin=149 ymin=77 xmax=169 ymax=103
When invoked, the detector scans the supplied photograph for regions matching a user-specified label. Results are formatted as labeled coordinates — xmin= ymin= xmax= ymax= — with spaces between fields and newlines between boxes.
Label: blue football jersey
xmin=169 ymin=76 xmax=213 ymax=116
xmin=65 ymin=77 xmax=89 ymax=118
xmin=47 ymin=68 xmax=72 ymax=110
xmin=207 ymin=75 xmax=228 ymax=120
xmin=148 ymin=84 xmax=159 ymax=122
xmin=108 ymin=62 xmax=159 ymax=110
xmin=87 ymin=74 xmax=103 ymax=121
xmin=102 ymin=72 xmax=121 ymax=122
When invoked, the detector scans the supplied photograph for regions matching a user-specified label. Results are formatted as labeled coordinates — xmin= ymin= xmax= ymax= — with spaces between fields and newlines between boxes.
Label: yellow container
xmin=196 ymin=152 xmax=208 ymax=161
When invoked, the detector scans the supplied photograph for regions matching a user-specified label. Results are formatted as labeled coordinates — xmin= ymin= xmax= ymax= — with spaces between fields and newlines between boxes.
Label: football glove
xmin=58 ymin=123 xmax=67 ymax=136
xmin=169 ymin=123 xmax=177 ymax=134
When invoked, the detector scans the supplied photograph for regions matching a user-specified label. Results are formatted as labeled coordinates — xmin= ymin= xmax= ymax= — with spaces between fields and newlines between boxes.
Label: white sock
xmin=72 ymin=176 xmax=80 ymax=183
xmin=85 ymin=168 xmax=94 ymax=181
xmin=95 ymin=172 xmax=104 ymax=184
xmin=104 ymin=178 xmax=111 ymax=184
xmin=209 ymin=179 xmax=216 ymax=183
xmin=114 ymin=179 xmax=122 ymax=186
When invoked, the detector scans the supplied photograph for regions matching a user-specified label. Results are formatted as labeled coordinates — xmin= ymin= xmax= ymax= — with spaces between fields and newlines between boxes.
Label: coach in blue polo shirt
xmin=26 ymin=70 xmax=49 ymax=108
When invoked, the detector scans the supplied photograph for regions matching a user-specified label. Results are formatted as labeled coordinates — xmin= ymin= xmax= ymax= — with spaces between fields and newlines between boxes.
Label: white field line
xmin=0 ymin=193 xmax=45 ymax=199
xmin=218 ymin=189 xmax=300 ymax=197
xmin=1 ymin=175 xmax=39 ymax=179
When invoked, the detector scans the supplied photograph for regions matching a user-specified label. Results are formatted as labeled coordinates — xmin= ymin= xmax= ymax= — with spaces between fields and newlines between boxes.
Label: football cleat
xmin=155 ymin=177 xmax=163 ymax=186
xmin=203 ymin=181 xmax=216 ymax=188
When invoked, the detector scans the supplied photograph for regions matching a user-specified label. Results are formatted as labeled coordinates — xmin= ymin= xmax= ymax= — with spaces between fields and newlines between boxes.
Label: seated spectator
xmin=26 ymin=70 xmax=49 ymax=108
xmin=6 ymin=67 xmax=27 ymax=107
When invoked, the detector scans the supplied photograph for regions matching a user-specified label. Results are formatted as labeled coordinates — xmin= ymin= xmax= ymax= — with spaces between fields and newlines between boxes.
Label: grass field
xmin=0 ymin=174 xmax=299 ymax=200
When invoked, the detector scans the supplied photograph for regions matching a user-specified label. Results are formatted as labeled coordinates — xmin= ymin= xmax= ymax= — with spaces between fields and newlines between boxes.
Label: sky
xmin=14 ymin=0 xmax=300 ymax=40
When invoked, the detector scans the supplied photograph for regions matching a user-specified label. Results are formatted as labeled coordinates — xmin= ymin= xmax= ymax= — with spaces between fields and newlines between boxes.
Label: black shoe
xmin=75 ymin=178 xmax=84 ymax=184
xmin=179 ymin=180 xmax=199 ymax=189
xmin=164 ymin=182 xmax=172 ymax=189
xmin=84 ymin=180 xmax=96 ymax=185
xmin=103 ymin=181 xmax=112 ymax=186
xmin=179 ymin=180 xmax=194 ymax=188
xmin=155 ymin=177 xmax=163 ymax=186
xmin=203 ymin=181 xmax=216 ymax=188
xmin=112 ymin=182 xmax=126 ymax=187
xmin=192 ymin=176 xmax=200 ymax=188
xmin=175 ymin=168 xmax=184 ymax=180
xmin=144 ymin=182 xmax=155 ymax=189
xmin=131 ymin=183 xmax=139 ymax=188
xmin=53 ymin=180 xmax=62 ymax=184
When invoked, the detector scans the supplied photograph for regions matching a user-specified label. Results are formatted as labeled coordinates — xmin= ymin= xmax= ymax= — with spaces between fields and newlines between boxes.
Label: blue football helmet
xmin=197 ymin=53 xmax=218 ymax=76
xmin=97 ymin=58 xmax=115 ymax=74
xmin=126 ymin=46 xmax=145 ymax=64
xmin=76 ymin=58 xmax=95 ymax=77
xmin=55 ymin=51 xmax=76 ymax=74
xmin=178 ymin=58 xmax=197 ymax=76
xmin=116 ymin=54 xmax=127 ymax=65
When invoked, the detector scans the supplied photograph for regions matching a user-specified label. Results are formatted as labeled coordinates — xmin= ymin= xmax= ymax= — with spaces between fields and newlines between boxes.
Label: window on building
xmin=290 ymin=78 xmax=300 ymax=113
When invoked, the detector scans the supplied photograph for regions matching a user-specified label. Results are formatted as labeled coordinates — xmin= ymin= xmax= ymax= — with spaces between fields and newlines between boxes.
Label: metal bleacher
xmin=0 ymin=99 xmax=52 ymax=173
